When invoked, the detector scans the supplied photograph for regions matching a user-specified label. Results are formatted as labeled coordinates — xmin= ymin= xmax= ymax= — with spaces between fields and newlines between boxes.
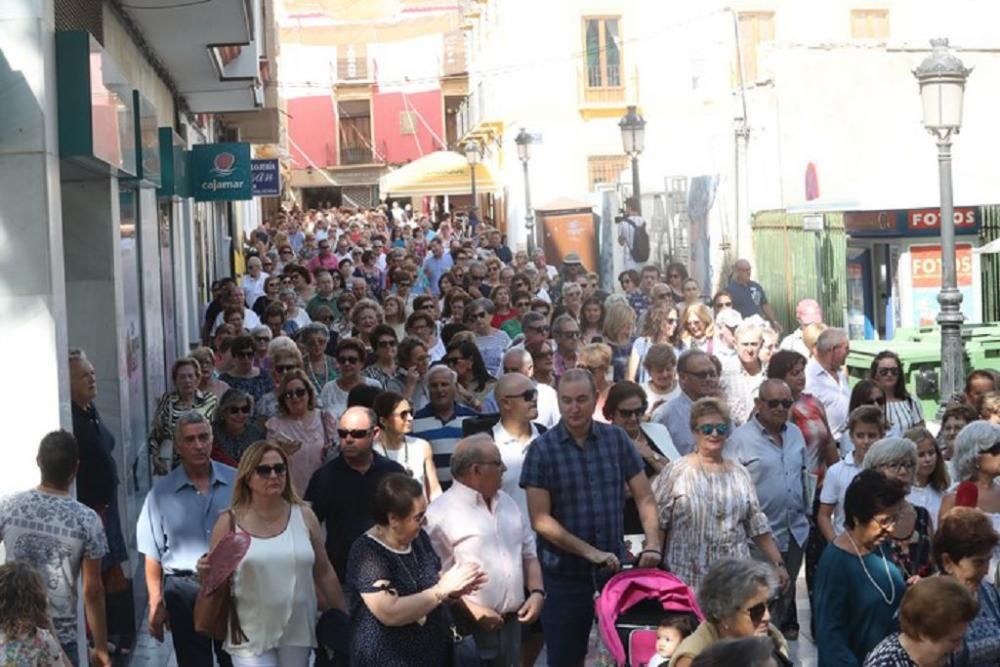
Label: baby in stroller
xmin=647 ymin=615 xmax=696 ymax=667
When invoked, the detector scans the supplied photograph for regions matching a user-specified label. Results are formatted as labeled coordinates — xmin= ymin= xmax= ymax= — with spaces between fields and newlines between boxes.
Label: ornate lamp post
xmin=913 ymin=38 xmax=972 ymax=409
xmin=514 ymin=128 xmax=535 ymax=254
xmin=464 ymin=140 xmax=481 ymax=219
xmin=619 ymin=105 xmax=646 ymax=201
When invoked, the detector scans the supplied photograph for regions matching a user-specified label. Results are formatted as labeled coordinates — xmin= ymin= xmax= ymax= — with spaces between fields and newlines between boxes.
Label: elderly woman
xmin=211 ymin=388 xmax=265 ymax=466
xmin=265 ymin=369 xmax=336 ymax=495
xmin=319 ymin=338 xmax=381 ymax=422
xmin=862 ymin=438 xmax=935 ymax=581
xmin=372 ymin=392 xmax=441 ymax=500
xmin=904 ymin=426 xmax=950 ymax=530
xmin=814 ymin=469 xmax=908 ymax=664
xmin=254 ymin=339 xmax=304 ymax=422
xmin=939 ymin=421 xmax=1000 ymax=565
xmin=191 ymin=345 xmax=230 ymax=399
xmin=362 ymin=324 xmax=403 ymax=392
xmin=223 ymin=305 xmax=247 ymax=334
xmin=280 ymin=287 xmax=312 ymax=333
xmin=252 ymin=275 xmax=282 ymax=319
xmin=679 ymin=303 xmax=714 ymax=352
xmin=249 ymin=326 xmax=272 ymax=370
xmin=300 ymin=323 xmax=336 ymax=391
xmin=932 ymin=507 xmax=1000 ymax=665
xmin=148 ymin=357 xmax=219 ymax=474
xmin=653 ymin=397 xmax=788 ymax=592
xmin=863 ymin=576 xmax=978 ymax=666
xmin=463 ymin=297 xmax=512 ymax=378
xmin=578 ymin=343 xmax=615 ymax=423
xmin=641 ymin=343 xmax=680 ymax=415
xmin=628 ymin=304 xmax=680 ymax=385
xmin=220 ymin=335 xmax=274 ymax=403
xmin=869 ymin=351 xmax=925 ymax=435
xmin=603 ymin=300 xmax=637 ymax=383
xmin=349 ymin=298 xmax=384 ymax=352
xmin=668 ymin=558 xmax=788 ymax=667
xmin=346 ymin=474 xmax=486 ymax=666
xmin=206 ymin=441 xmax=346 ymax=666
xmin=443 ymin=339 xmax=496 ymax=412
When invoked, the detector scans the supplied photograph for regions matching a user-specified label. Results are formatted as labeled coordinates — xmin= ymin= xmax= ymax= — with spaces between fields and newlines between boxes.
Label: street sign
xmin=802 ymin=214 xmax=824 ymax=232
xmin=191 ymin=142 xmax=252 ymax=201
xmin=251 ymin=159 xmax=280 ymax=197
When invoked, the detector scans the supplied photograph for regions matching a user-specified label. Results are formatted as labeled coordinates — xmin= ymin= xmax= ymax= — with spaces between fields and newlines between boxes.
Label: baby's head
xmin=656 ymin=614 xmax=696 ymax=658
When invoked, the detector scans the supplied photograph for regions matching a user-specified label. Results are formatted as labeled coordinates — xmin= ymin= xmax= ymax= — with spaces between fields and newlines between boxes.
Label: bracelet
xmin=529 ymin=588 xmax=546 ymax=599
xmin=637 ymin=549 xmax=662 ymax=560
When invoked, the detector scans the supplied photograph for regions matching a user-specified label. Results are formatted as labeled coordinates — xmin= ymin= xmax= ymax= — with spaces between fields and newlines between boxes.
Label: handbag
xmin=444 ymin=603 xmax=480 ymax=667
xmin=193 ymin=511 xmax=249 ymax=644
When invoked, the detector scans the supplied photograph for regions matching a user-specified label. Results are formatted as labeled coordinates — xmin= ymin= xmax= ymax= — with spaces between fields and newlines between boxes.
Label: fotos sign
xmin=192 ymin=142 xmax=252 ymax=201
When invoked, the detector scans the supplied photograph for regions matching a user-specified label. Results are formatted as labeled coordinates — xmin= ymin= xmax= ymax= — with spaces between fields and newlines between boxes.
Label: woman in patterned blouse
xmin=148 ymin=357 xmax=218 ymax=475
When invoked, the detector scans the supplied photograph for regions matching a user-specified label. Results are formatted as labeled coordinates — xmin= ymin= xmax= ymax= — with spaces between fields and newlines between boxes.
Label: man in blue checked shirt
xmin=520 ymin=368 xmax=662 ymax=667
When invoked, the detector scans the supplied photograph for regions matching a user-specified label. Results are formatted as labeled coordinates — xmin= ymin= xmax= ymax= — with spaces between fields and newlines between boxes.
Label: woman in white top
xmin=371 ymin=392 xmax=442 ymax=500
xmin=869 ymin=351 xmax=924 ymax=436
xmin=627 ymin=304 xmax=680 ymax=385
xmin=903 ymin=426 xmax=951 ymax=530
xmin=205 ymin=441 xmax=345 ymax=667
xmin=640 ymin=343 xmax=681 ymax=416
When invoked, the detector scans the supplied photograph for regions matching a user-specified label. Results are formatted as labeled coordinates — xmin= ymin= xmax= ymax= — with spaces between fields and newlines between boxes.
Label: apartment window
xmin=587 ymin=155 xmax=629 ymax=191
xmin=851 ymin=9 xmax=889 ymax=39
xmin=399 ymin=111 xmax=417 ymax=135
xmin=737 ymin=11 xmax=775 ymax=83
xmin=583 ymin=17 xmax=622 ymax=89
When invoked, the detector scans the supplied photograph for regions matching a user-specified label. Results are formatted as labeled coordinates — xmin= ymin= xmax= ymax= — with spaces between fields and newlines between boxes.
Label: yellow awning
xmin=380 ymin=150 xmax=498 ymax=198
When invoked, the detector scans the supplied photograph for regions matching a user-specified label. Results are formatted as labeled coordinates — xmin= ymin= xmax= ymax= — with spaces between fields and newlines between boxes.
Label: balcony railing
xmin=340 ymin=146 xmax=373 ymax=165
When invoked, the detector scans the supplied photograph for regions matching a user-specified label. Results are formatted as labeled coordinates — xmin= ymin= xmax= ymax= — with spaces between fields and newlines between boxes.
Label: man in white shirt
xmin=501 ymin=350 xmax=558 ymax=429
xmin=426 ymin=434 xmax=544 ymax=667
xmin=805 ymin=327 xmax=851 ymax=440
xmin=211 ymin=284 xmax=261 ymax=334
xmin=490 ymin=372 xmax=545 ymax=517
xmin=240 ymin=256 xmax=269 ymax=305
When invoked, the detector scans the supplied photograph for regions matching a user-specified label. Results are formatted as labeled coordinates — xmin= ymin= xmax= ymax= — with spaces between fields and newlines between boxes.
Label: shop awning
xmin=379 ymin=150 xmax=498 ymax=198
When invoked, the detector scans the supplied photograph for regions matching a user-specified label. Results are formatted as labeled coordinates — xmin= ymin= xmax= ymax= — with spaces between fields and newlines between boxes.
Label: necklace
xmin=844 ymin=531 xmax=896 ymax=605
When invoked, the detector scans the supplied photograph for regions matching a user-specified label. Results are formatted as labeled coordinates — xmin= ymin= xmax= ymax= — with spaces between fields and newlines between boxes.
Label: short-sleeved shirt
xmin=818 ymin=458 xmax=862 ymax=536
xmin=653 ymin=391 xmax=696 ymax=456
xmin=475 ymin=330 xmax=512 ymax=377
xmin=412 ymin=402 xmax=479 ymax=487
xmin=0 ymin=628 xmax=65 ymax=665
xmin=726 ymin=279 xmax=768 ymax=318
xmin=519 ymin=420 xmax=643 ymax=577
xmin=0 ymin=490 xmax=108 ymax=645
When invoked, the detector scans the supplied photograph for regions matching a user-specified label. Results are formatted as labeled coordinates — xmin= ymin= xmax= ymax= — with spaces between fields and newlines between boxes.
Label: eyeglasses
xmin=528 ymin=325 xmax=550 ymax=334
xmin=761 ymin=398 xmax=794 ymax=409
xmin=683 ymin=369 xmax=718 ymax=380
xmin=377 ymin=340 xmax=398 ymax=348
xmin=883 ymin=461 xmax=916 ymax=473
xmin=228 ymin=405 xmax=252 ymax=415
xmin=254 ymin=463 xmax=287 ymax=478
xmin=876 ymin=367 xmax=900 ymax=377
xmin=337 ymin=428 xmax=371 ymax=439
xmin=283 ymin=388 xmax=309 ymax=400
xmin=337 ymin=356 xmax=361 ymax=365
xmin=503 ymin=389 xmax=538 ymax=402
xmin=696 ymin=423 xmax=731 ymax=436
xmin=875 ymin=513 xmax=901 ymax=529
xmin=393 ymin=410 xmax=413 ymax=420
xmin=253 ymin=336 xmax=271 ymax=343
xmin=617 ymin=407 xmax=646 ymax=419
xmin=275 ymin=364 xmax=297 ymax=374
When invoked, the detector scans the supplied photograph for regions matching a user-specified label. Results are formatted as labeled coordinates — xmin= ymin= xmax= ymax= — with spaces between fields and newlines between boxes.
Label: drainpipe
xmin=730 ymin=8 xmax=751 ymax=267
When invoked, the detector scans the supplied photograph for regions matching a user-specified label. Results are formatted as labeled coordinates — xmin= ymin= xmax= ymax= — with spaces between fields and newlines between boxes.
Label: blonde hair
xmin=602 ymin=301 xmax=637 ymax=342
xmin=579 ymin=342 xmax=613 ymax=368
xmin=802 ymin=322 xmax=827 ymax=355
xmin=230 ymin=441 xmax=304 ymax=512
xmin=680 ymin=303 xmax=714 ymax=342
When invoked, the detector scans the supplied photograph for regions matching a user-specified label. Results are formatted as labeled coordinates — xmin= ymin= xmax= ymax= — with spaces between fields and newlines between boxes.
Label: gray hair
xmin=268 ymin=336 xmax=300 ymax=359
xmin=863 ymin=437 xmax=919 ymax=484
xmin=450 ymin=434 xmax=495 ymax=479
xmin=250 ymin=326 xmax=271 ymax=340
xmin=469 ymin=298 xmax=494 ymax=316
xmin=697 ymin=558 xmax=778 ymax=624
xmin=551 ymin=313 xmax=577 ymax=335
xmin=559 ymin=368 xmax=597 ymax=398
xmin=521 ymin=312 xmax=547 ymax=329
xmin=214 ymin=388 xmax=254 ymax=425
xmin=816 ymin=327 xmax=848 ymax=353
xmin=953 ymin=421 xmax=1000 ymax=482
xmin=503 ymin=348 xmax=531 ymax=369
xmin=173 ymin=410 xmax=211 ymax=444
xmin=247 ymin=256 xmax=262 ymax=268
xmin=426 ymin=364 xmax=458 ymax=385
xmin=300 ymin=323 xmax=329 ymax=342
xmin=733 ymin=321 xmax=763 ymax=340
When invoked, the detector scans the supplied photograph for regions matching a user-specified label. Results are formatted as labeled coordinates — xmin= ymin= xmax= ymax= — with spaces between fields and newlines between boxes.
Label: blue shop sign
xmin=192 ymin=143 xmax=252 ymax=201
xmin=252 ymin=159 xmax=281 ymax=197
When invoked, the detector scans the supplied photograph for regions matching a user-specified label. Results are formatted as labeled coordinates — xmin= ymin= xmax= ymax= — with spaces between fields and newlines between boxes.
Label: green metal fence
xmin=980 ymin=205 xmax=1000 ymax=322
xmin=751 ymin=210 xmax=847 ymax=332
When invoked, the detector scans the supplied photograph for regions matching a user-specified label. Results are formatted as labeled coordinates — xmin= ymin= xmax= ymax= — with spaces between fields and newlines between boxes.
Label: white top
xmin=374 ymin=435 xmax=431 ymax=490
xmin=805 ymin=357 xmax=851 ymax=439
xmin=907 ymin=484 xmax=944 ymax=531
xmin=241 ymin=272 xmax=270 ymax=306
xmin=212 ymin=307 xmax=262 ymax=334
xmin=287 ymin=307 xmax=312 ymax=329
xmin=425 ymin=481 xmax=537 ymax=614
xmin=818 ymin=458 xmax=863 ymax=536
xmin=535 ymin=382 xmax=560 ymax=429
xmin=228 ymin=505 xmax=317 ymax=656
xmin=639 ymin=422 xmax=682 ymax=464
xmin=492 ymin=420 xmax=541 ymax=519
xmin=320 ymin=377 xmax=382 ymax=424
xmin=643 ymin=382 xmax=679 ymax=416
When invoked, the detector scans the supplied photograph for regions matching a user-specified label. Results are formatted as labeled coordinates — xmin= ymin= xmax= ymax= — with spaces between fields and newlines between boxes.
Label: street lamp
xmin=514 ymin=128 xmax=535 ymax=254
xmin=913 ymin=38 xmax=972 ymax=410
xmin=464 ymin=140 xmax=481 ymax=220
xmin=619 ymin=105 xmax=646 ymax=202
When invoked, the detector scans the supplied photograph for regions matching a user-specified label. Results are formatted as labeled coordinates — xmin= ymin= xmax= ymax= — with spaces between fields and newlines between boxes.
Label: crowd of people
xmin=4 ymin=200 xmax=1000 ymax=667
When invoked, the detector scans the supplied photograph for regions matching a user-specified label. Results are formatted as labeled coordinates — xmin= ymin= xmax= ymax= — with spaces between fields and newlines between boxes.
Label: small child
xmin=0 ymin=561 xmax=70 ymax=666
xmin=647 ymin=614 xmax=696 ymax=667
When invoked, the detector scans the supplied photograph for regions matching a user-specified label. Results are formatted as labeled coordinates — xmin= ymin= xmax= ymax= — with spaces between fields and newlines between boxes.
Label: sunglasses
xmin=337 ymin=428 xmax=371 ymax=439
xmin=503 ymin=389 xmax=538 ymax=402
xmin=983 ymin=442 xmax=1000 ymax=456
xmin=283 ymin=388 xmax=309 ymax=400
xmin=745 ymin=600 xmax=776 ymax=625
xmin=471 ymin=312 xmax=489 ymax=320
xmin=393 ymin=410 xmax=413 ymax=420
xmin=715 ymin=301 xmax=733 ymax=308
xmin=761 ymin=398 xmax=794 ymax=409
xmin=377 ymin=340 xmax=398 ymax=348
xmin=696 ymin=423 xmax=731 ymax=436
xmin=228 ymin=405 xmax=252 ymax=415
xmin=876 ymin=367 xmax=900 ymax=377
xmin=254 ymin=463 xmax=287 ymax=478
xmin=337 ymin=356 xmax=361 ymax=365
xmin=617 ymin=407 xmax=646 ymax=419
xmin=684 ymin=369 xmax=718 ymax=380
xmin=253 ymin=336 xmax=271 ymax=343
xmin=528 ymin=325 xmax=551 ymax=334
xmin=275 ymin=364 xmax=297 ymax=374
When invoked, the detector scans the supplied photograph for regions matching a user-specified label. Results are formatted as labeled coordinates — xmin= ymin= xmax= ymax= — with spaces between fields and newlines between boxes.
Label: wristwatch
xmin=529 ymin=588 xmax=546 ymax=599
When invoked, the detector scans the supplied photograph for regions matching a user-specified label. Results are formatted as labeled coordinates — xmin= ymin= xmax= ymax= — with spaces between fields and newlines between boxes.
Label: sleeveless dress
xmin=226 ymin=505 xmax=317 ymax=658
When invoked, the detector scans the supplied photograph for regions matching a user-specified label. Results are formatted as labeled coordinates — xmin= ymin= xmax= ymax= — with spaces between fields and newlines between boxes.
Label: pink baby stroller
xmin=595 ymin=569 xmax=703 ymax=667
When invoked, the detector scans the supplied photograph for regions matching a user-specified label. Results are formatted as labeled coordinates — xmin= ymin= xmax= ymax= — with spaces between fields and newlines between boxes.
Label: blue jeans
xmin=540 ymin=572 xmax=606 ymax=667
xmin=163 ymin=574 xmax=232 ymax=667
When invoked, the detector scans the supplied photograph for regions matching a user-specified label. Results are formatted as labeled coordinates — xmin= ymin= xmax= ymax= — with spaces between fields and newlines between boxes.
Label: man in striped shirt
xmin=411 ymin=365 xmax=478 ymax=488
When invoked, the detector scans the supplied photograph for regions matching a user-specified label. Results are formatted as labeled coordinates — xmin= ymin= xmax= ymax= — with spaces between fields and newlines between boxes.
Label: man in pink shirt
xmin=307 ymin=238 xmax=338 ymax=275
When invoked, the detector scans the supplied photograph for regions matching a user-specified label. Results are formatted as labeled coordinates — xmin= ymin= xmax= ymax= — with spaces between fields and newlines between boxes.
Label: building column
xmin=0 ymin=0 xmax=70 ymax=490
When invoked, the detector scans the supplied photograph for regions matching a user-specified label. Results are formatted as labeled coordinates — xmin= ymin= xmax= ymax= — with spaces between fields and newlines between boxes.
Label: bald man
xmin=491 ymin=372 xmax=546 ymax=519
xmin=426 ymin=435 xmax=543 ymax=667
xmin=501 ymin=349 xmax=558 ymax=428
xmin=726 ymin=259 xmax=781 ymax=332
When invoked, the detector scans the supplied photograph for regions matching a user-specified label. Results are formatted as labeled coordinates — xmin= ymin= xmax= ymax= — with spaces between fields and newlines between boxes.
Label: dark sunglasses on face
xmin=377 ymin=340 xmax=398 ymax=348
xmin=684 ymin=369 xmax=718 ymax=380
xmin=472 ymin=311 xmax=489 ymax=320
xmin=617 ymin=407 xmax=646 ymax=419
xmin=762 ymin=398 xmax=795 ymax=409
xmin=393 ymin=410 xmax=413 ymax=420
xmin=503 ymin=388 xmax=538 ymax=402
xmin=696 ymin=423 xmax=731 ymax=436
xmin=746 ymin=599 xmax=775 ymax=625
xmin=338 ymin=356 xmax=360 ymax=365
xmin=228 ymin=405 xmax=252 ymax=415
xmin=337 ymin=428 xmax=371 ymax=439
xmin=255 ymin=463 xmax=287 ymax=477
xmin=528 ymin=325 xmax=550 ymax=334
xmin=284 ymin=388 xmax=309 ymax=400
xmin=275 ymin=364 xmax=297 ymax=374
xmin=984 ymin=442 xmax=1000 ymax=456
xmin=877 ymin=367 xmax=900 ymax=377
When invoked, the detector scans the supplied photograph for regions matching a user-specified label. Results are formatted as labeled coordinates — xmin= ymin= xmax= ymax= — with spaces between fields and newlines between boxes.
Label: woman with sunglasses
xmin=678 ymin=303 xmax=715 ymax=353
xmin=869 ymin=351 xmax=925 ymax=436
xmin=211 ymin=388 xmax=265 ymax=466
xmin=938 ymin=422 xmax=1000 ymax=561
xmin=628 ymin=304 xmax=681 ymax=384
xmin=252 ymin=275 xmax=282 ymax=320
xmin=443 ymin=339 xmax=496 ymax=413
xmin=669 ymin=558 xmax=790 ymax=667
xmin=148 ymin=357 xmax=220 ymax=475
xmin=319 ymin=338 xmax=382 ymax=425
xmin=191 ymin=346 xmax=231 ymax=399
xmin=372 ymin=392 xmax=441 ymax=500
xmin=605 ymin=382 xmax=681 ymax=539
xmin=710 ymin=290 xmax=734 ymax=316
xmin=206 ymin=441 xmax=346 ymax=667
xmin=220 ymin=335 xmax=274 ymax=403
xmin=265 ymin=369 xmax=336 ymax=495
xmin=814 ymin=470 xmax=907 ymax=664
xmin=653 ymin=397 xmax=786 ymax=592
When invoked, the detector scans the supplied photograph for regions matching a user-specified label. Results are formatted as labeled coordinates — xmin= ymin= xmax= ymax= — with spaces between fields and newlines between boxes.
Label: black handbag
xmin=444 ymin=604 xmax=480 ymax=667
